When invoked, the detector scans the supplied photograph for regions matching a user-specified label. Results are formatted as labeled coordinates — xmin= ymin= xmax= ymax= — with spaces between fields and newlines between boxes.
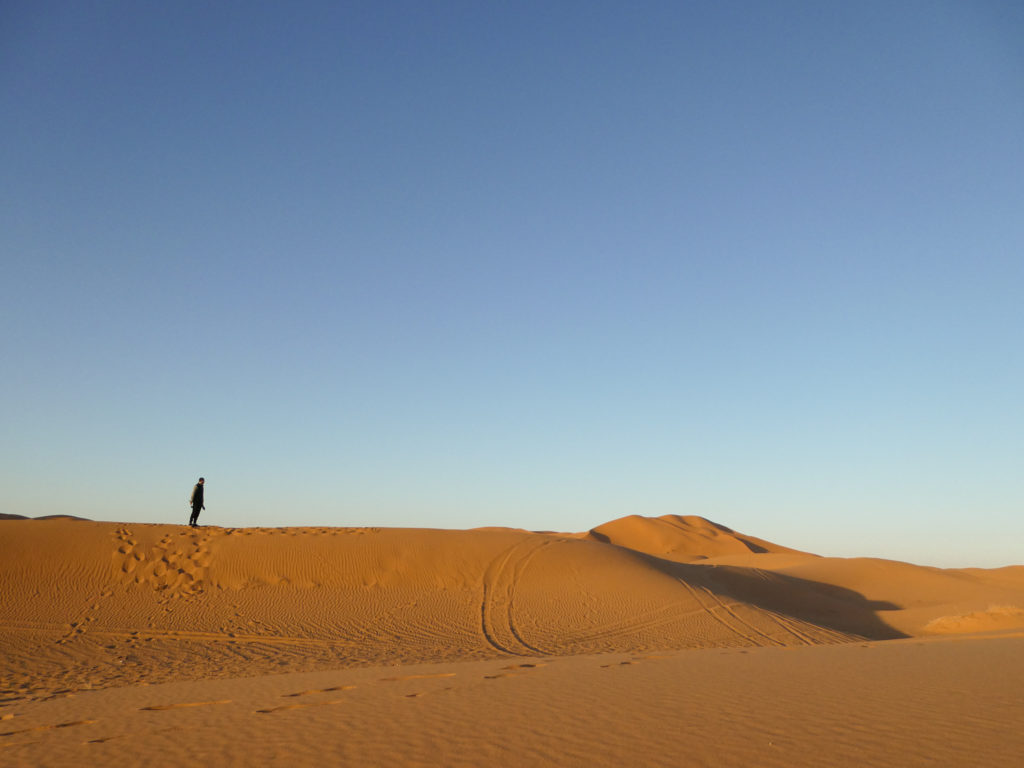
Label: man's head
xmin=198 ymin=477 xmax=205 ymax=484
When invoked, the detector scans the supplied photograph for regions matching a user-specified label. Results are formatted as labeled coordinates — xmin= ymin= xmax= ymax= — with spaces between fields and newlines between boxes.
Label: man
xmin=189 ymin=477 xmax=205 ymax=527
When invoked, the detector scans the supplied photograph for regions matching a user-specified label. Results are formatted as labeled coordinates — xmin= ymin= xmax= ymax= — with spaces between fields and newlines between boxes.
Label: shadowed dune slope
xmin=702 ymin=553 xmax=1024 ymax=636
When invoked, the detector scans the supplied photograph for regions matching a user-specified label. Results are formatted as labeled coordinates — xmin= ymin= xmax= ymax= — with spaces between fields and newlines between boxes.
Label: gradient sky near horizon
xmin=2 ymin=1 xmax=1022 ymax=567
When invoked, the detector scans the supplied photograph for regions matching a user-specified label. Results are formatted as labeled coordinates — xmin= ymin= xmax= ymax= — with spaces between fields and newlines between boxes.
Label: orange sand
xmin=2 ymin=515 xmax=1022 ymax=766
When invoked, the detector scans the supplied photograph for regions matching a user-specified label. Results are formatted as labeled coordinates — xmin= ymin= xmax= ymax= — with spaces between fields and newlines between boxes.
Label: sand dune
xmin=2 ymin=515 xmax=1022 ymax=766
xmin=587 ymin=513 xmax=808 ymax=559
xmin=701 ymin=551 xmax=1024 ymax=637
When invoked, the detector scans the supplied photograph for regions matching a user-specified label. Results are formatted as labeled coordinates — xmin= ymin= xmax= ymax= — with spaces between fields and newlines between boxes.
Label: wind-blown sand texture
xmin=2 ymin=515 xmax=1022 ymax=766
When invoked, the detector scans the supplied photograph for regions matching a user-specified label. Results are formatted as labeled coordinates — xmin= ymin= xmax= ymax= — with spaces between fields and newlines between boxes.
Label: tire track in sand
xmin=676 ymin=578 xmax=780 ymax=647
xmin=480 ymin=538 xmax=550 ymax=656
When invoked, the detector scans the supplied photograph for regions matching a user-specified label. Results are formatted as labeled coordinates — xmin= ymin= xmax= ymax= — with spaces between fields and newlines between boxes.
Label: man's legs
xmin=189 ymin=506 xmax=200 ymax=526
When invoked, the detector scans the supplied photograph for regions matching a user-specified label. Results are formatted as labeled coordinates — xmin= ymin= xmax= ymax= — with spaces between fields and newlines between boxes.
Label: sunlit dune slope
xmin=2 ymin=518 xmax=856 ymax=698
xmin=2 ymin=515 xmax=1022 ymax=702
xmin=587 ymin=514 xmax=808 ymax=560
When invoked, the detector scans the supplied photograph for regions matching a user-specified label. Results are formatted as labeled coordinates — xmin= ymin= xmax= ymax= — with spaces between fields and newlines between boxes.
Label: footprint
xmin=87 ymin=735 xmax=124 ymax=744
xmin=282 ymin=686 xmax=355 ymax=698
xmin=1 ymin=720 xmax=97 ymax=737
xmin=486 ymin=662 xmax=546 ymax=679
xmin=255 ymin=700 xmax=343 ymax=714
xmin=380 ymin=673 xmax=456 ymax=682
xmin=140 ymin=700 xmax=231 ymax=711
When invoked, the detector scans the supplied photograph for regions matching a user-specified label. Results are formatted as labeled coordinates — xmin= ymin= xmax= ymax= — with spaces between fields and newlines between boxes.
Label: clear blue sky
xmin=2 ymin=1 xmax=1022 ymax=567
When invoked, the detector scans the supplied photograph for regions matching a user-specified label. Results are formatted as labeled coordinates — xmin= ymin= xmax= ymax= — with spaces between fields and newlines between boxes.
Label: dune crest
xmin=587 ymin=514 xmax=808 ymax=560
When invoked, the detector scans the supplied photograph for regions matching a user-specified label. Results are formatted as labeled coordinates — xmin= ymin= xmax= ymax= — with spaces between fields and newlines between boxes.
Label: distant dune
xmin=2 ymin=515 xmax=1022 ymax=767
xmin=587 ymin=513 xmax=809 ymax=558
xmin=0 ymin=513 xmax=90 ymax=521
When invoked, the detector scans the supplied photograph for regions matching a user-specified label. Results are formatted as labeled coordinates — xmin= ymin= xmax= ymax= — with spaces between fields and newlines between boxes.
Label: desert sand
xmin=2 ymin=515 xmax=1022 ymax=766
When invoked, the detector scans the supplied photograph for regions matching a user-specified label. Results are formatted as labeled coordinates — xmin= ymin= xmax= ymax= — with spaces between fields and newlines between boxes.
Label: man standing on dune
xmin=189 ymin=477 xmax=205 ymax=527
